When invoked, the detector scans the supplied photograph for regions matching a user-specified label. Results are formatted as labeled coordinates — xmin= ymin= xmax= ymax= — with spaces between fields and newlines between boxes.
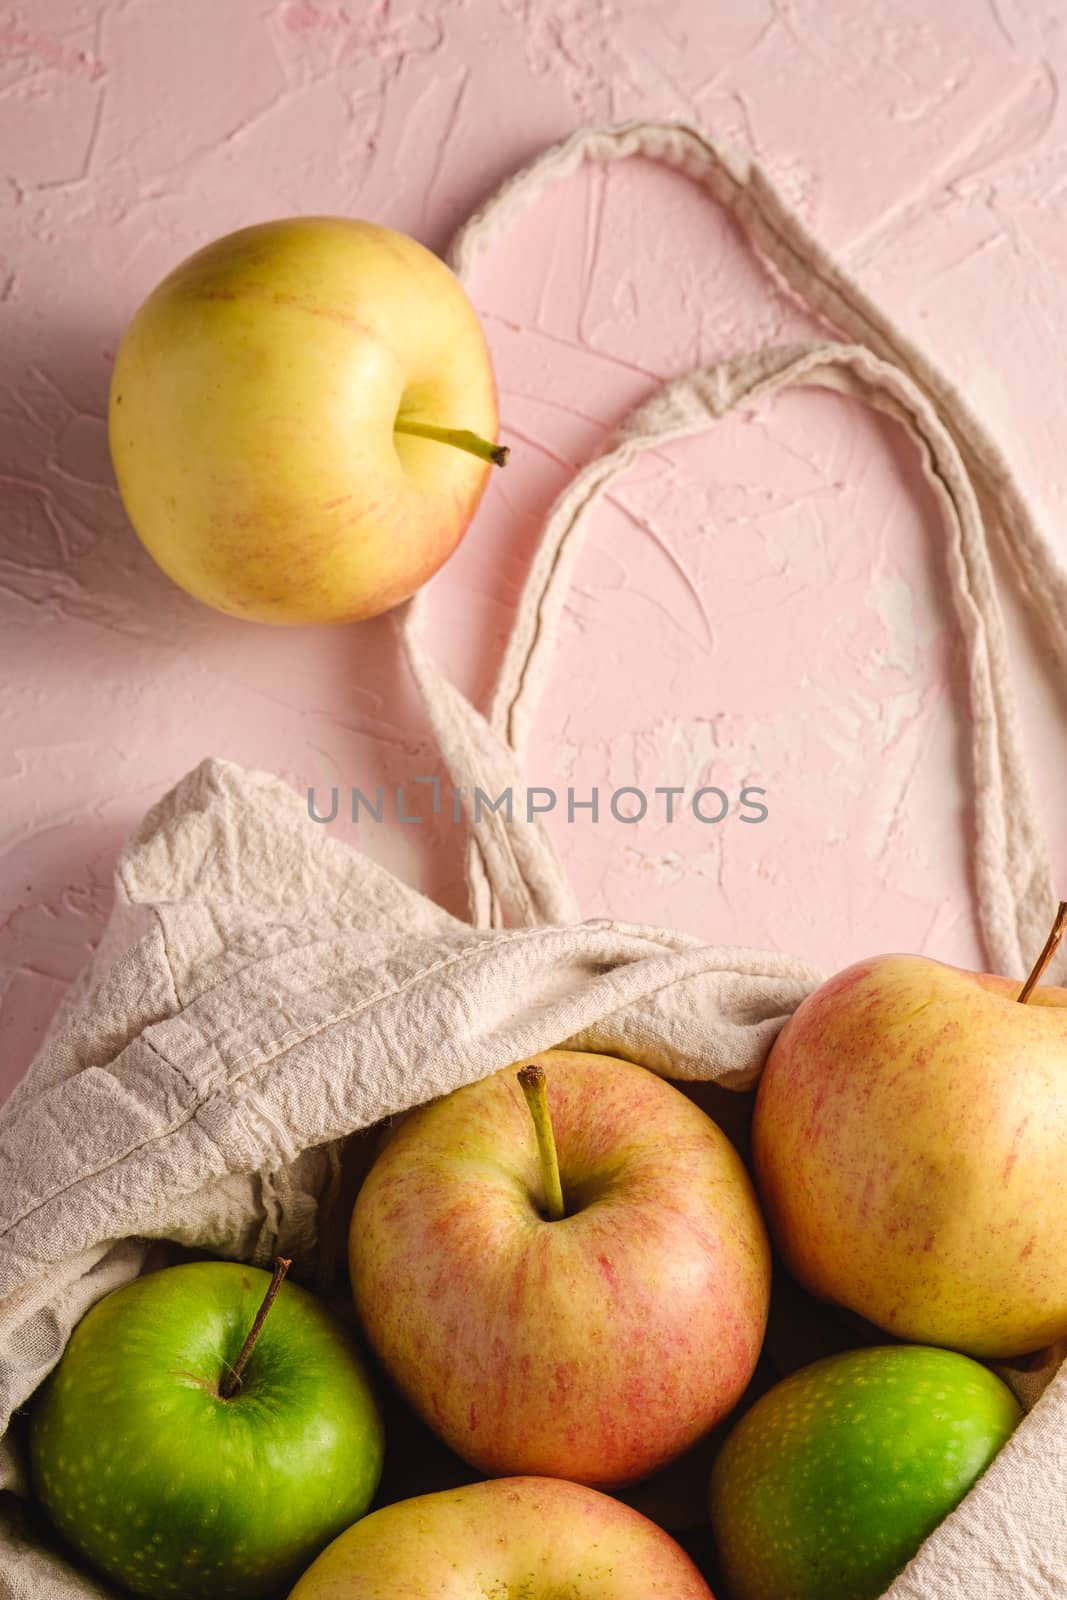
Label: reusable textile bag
xmin=2 ymin=120 xmax=1066 ymax=1599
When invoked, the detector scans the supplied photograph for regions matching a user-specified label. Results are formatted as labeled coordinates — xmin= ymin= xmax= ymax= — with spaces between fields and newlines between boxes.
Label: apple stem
xmin=517 ymin=1062 xmax=566 ymax=1221
xmin=218 ymin=1257 xmax=291 ymax=1400
xmin=1017 ymin=900 xmax=1067 ymax=1003
xmin=393 ymin=417 xmax=509 ymax=466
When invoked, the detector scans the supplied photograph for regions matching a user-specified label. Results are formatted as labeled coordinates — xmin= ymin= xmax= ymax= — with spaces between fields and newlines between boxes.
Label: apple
xmin=349 ymin=1049 xmax=771 ymax=1487
xmin=708 ymin=1344 xmax=1021 ymax=1600
xmin=108 ymin=216 xmax=506 ymax=624
xmin=288 ymin=1475 xmax=714 ymax=1598
xmin=752 ymin=905 xmax=1067 ymax=1357
xmin=28 ymin=1259 xmax=384 ymax=1599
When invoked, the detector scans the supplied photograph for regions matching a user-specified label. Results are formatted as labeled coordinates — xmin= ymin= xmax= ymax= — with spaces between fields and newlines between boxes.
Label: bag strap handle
xmin=395 ymin=119 xmax=1064 ymax=977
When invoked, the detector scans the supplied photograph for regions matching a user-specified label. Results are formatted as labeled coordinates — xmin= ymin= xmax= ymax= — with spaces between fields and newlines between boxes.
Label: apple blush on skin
xmin=753 ymin=899 xmax=1067 ymax=1359
xmin=348 ymin=1048 xmax=772 ymax=1488
xmin=28 ymin=1258 xmax=385 ymax=1600
xmin=288 ymin=1474 xmax=714 ymax=1599
xmin=108 ymin=216 xmax=509 ymax=625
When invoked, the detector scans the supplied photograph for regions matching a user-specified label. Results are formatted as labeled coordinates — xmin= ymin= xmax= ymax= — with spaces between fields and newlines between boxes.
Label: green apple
xmin=349 ymin=1049 xmax=771 ymax=1487
xmin=708 ymin=1344 xmax=1021 ymax=1600
xmin=752 ymin=903 xmax=1067 ymax=1356
xmin=109 ymin=216 xmax=506 ymax=624
xmin=28 ymin=1259 xmax=384 ymax=1600
xmin=288 ymin=1475 xmax=714 ymax=1598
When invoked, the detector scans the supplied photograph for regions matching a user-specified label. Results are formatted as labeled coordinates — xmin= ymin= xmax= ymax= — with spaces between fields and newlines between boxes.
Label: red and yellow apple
xmin=349 ymin=1048 xmax=771 ymax=1487
xmin=109 ymin=217 xmax=505 ymax=624
xmin=288 ymin=1476 xmax=714 ymax=1598
xmin=753 ymin=929 xmax=1067 ymax=1357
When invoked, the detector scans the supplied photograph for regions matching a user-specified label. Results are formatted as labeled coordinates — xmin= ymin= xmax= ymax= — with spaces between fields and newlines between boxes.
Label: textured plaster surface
xmin=3 ymin=0 xmax=1067 ymax=1099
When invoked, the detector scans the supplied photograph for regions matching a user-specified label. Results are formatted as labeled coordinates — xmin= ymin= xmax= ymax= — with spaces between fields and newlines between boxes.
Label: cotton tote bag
xmin=2 ymin=120 xmax=1065 ymax=1598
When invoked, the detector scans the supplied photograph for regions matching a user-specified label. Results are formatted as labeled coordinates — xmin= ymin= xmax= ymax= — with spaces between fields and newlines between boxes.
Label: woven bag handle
xmin=394 ymin=119 xmax=1064 ymax=977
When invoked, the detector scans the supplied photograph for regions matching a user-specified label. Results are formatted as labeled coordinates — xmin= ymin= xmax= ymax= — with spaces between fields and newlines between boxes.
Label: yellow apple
xmin=108 ymin=217 xmax=505 ymax=624
xmin=753 ymin=929 xmax=1067 ymax=1358
xmin=287 ymin=1477 xmax=714 ymax=1598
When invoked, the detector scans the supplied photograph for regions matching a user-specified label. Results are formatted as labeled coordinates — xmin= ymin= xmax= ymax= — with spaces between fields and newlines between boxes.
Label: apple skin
xmin=288 ymin=1475 xmax=714 ymax=1598
xmin=349 ymin=1048 xmax=771 ymax=1487
xmin=28 ymin=1261 xmax=385 ymax=1600
xmin=708 ymin=1344 xmax=1021 ymax=1600
xmin=752 ymin=954 xmax=1067 ymax=1358
xmin=108 ymin=217 xmax=499 ymax=624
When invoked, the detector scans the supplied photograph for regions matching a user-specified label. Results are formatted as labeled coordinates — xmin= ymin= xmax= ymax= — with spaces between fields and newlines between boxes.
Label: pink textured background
xmin=3 ymin=1 xmax=1067 ymax=1102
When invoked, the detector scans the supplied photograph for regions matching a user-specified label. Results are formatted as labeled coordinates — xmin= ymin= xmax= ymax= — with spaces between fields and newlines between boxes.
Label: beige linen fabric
xmin=2 ymin=120 xmax=1065 ymax=1597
